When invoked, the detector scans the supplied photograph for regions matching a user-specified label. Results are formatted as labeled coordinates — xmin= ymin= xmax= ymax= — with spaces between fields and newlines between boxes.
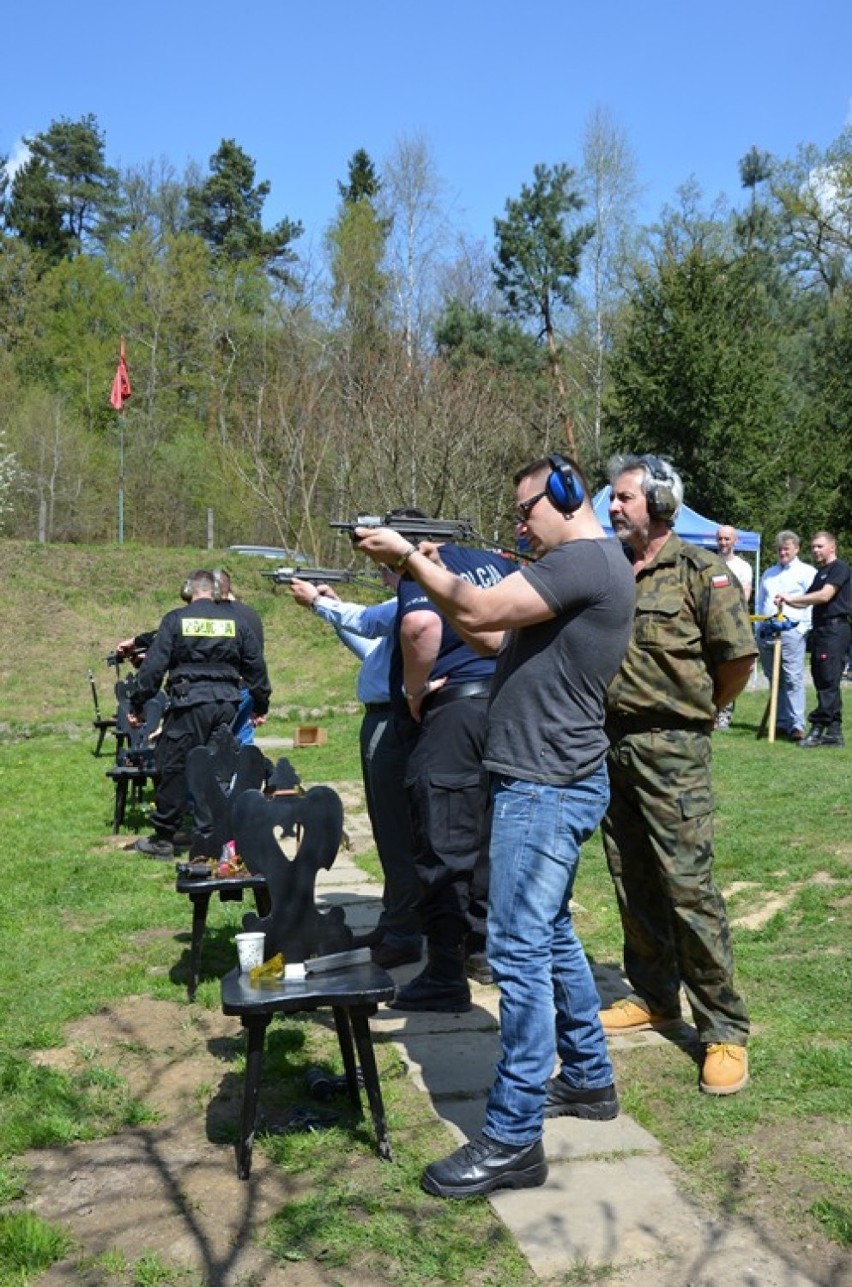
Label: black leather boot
xmin=422 ymin=1134 xmax=547 ymax=1198
xmin=390 ymin=943 xmax=471 ymax=1012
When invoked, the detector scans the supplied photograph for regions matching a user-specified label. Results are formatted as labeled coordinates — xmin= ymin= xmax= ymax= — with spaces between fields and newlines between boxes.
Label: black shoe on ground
xmin=173 ymin=828 xmax=193 ymax=848
xmin=465 ymin=951 xmax=494 ymax=986
xmin=390 ymin=965 xmax=471 ymax=1013
xmin=135 ymin=835 xmax=175 ymax=861
xmin=799 ymin=726 xmax=824 ymax=748
xmin=371 ymin=940 xmax=423 ymax=969
xmin=422 ymin=1133 xmax=547 ymax=1199
xmin=819 ymin=729 xmax=846 ymax=748
xmin=544 ymin=1077 xmax=619 ymax=1121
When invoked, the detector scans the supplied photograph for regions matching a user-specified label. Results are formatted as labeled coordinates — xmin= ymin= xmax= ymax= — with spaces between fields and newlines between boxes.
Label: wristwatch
xmin=402 ymin=681 xmax=430 ymax=701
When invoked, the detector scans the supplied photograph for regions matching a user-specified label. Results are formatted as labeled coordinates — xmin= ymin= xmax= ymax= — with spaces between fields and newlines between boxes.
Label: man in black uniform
xmin=775 ymin=531 xmax=851 ymax=748
xmin=131 ymin=569 xmax=272 ymax=859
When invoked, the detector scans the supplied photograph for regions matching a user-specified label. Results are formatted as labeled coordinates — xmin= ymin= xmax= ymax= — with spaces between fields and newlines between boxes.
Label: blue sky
xmin=4 ymin=0 xmax=851 ymax=256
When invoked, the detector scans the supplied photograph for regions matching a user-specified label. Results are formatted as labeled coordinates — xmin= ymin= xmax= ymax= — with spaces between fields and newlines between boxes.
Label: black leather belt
xmin=606 ymin=713 xmax=713 ymax=736
xmin=424 ymin=680 xmax=492 ymax=712
xmin=364 ymin=701 xmax=392 ymax=714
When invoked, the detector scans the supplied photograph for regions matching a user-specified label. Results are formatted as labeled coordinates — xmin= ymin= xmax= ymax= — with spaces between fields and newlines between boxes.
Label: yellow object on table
xmin=249 ymin=952 xmax=285 ymax=983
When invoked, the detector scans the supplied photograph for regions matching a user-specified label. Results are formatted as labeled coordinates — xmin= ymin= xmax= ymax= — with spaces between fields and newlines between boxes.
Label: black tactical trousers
xmin=403 ymin=695 xmax=491 ymax=945
xmin=809 ymin=620 xmax=851 ymax=730
xmin=150 ymin=701 xmax=237 ymax=839
xmin=360 ymin=707 xmax=421 ymax=946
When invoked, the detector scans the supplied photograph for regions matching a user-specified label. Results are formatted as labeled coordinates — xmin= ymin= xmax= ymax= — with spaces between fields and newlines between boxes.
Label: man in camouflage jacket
xmin=600 ymin=454 xmax=756 ymax=1096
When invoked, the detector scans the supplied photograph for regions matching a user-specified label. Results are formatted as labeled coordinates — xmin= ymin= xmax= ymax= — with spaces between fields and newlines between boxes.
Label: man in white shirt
xmin=714 ymin=526 xmax=754 ymax=729
xmin=715 ymin=527 xmax=753 ymax=603
xmin=755 ymin=531 xmax=813 ymax=740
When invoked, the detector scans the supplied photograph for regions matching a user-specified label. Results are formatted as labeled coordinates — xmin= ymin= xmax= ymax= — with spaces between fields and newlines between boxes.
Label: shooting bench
xmin=220 ymin=785 xmax=395 ymax=1179
xmin=105 ymin=682 xmax=166 ymax=832
xmin=87 ymin=668 xmax=119 ymax=757
xmin=175 ymin=729 xmax=269 ymax=999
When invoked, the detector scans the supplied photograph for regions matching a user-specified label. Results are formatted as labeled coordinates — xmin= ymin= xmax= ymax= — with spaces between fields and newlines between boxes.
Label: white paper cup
xmin=235 ymin=931 xmax=266 ymax=973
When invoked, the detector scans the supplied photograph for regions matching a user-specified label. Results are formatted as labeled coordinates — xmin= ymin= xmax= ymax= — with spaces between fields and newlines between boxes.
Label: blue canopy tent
xmin=592 ymin=489 xmax=762 ymax=588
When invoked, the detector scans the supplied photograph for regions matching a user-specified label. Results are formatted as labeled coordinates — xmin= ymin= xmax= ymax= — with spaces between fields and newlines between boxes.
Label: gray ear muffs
xmin=640 ymin=455 xmax=678 ymax=522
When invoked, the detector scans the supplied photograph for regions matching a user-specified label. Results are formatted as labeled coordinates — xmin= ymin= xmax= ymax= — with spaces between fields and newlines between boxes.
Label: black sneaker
xmin=422 ymin=1133 xmax=547 ymax=1199
xmin=135 ymin=835 xmax=175 ymax=861
xmin=799 ymin=726 xmax=824 ymax=748
xmin=819 ymin=729 xmax=846 ymax=748
xmin=544 ymin=1077 xmax=619 ymax=1121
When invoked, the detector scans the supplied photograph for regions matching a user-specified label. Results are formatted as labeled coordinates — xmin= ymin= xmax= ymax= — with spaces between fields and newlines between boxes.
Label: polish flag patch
xmin=712 ymin=574 xmax=731 ymax=588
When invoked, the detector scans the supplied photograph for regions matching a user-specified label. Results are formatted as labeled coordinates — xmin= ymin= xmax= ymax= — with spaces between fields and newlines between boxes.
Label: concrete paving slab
xmin=317 ymin=889 xmax=383 ymax=909
xmin=486 ymin=1154 xmax=719 ymax=1275
xmin=394 ymin=1030 xmax=501 ymax=1097
xmin=315 ymin=863 xmax=372 ymax=886
xmin=491 ymin=1152 xmax=822 ymax=1285
xmin=373 ymin=1004 xmax=496 ymax=1035
xmin=543 ymin=1112 xmax=661 ymax=1161
xmin=419 ymin=1096 xmax=661 ymax=1160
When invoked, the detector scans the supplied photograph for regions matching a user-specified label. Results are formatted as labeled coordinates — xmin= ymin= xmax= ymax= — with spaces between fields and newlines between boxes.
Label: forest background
xmin=1 ymin=111 xmax=851 ymax=561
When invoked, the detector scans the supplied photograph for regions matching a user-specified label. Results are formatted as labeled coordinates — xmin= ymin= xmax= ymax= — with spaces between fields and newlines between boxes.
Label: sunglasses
xmin=515 ymin=489 xmax=548 ymax=524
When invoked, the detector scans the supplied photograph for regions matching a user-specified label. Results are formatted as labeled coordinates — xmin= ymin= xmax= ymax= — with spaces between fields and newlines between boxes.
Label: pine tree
xmin=6 ymin=114 xmax=119 ymax=261
xmin=493 ymin=163 xmax=593 ymax=455
xmin=187 ymin=139 xmax=302 ymax=277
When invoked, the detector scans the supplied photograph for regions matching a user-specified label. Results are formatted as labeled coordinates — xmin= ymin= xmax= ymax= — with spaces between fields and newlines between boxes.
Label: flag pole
xmin=118 ymin=412 xmax=125 ymax=545
xmin=109 ymin=338 xmax=131 ymax=545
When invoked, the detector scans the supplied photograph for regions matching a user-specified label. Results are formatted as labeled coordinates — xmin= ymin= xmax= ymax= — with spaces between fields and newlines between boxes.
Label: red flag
xmin=109 ymin=340 xmax=131 ymax=411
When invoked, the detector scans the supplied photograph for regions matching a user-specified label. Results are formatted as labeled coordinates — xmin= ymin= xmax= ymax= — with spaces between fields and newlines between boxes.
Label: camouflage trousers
xmin=601 ymin=728 xmax=749 ymax=1044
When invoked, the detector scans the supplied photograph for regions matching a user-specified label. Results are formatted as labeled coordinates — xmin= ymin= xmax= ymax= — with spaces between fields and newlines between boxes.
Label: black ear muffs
xmin=180 ymin=577 xmax=193 ymax=603
xmin=545 ymin=454 xmax=585 ymax=514
xmin=640 ymin=455 xmax=678 ymax=522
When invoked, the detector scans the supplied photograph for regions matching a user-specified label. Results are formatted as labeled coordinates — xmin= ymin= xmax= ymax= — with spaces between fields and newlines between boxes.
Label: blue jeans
xmin=484 ymin=766 xmax=614 ymax=1147
xmin=232 ymin=689 xmax=255 ymax=745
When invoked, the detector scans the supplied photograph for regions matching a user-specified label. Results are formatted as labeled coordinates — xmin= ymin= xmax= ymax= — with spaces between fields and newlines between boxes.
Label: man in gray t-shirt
xmin=485 ymin=539 xmax=635 ymax=784
xmin=354 ymin=454 xmax=635 ymax=1201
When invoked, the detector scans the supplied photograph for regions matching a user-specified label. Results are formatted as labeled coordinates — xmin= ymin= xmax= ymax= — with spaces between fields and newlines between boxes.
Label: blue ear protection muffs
xmin=545 ymin=454 xmax=585 ymax=514
xmin=639 ymin=455 xmax=679 ymax=522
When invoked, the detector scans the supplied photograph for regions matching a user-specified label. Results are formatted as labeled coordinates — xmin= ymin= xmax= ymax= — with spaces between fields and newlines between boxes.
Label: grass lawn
xmin=0 ymin=540 xmax=850 ymax=1283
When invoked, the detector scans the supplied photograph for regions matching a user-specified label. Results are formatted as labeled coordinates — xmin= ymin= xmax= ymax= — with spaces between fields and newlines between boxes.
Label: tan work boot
xmin=599 ymin=998 xmax=681 ymax=1034
xmin=700 ymin=1043 xmax=748 ymax=1095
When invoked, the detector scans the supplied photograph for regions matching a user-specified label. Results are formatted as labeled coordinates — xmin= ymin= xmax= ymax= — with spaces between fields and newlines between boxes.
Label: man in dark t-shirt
xmin=355 ymin=456 xmax=635 ymax=1200
xmin=775 ymin=530 xmax=850 ymax=747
